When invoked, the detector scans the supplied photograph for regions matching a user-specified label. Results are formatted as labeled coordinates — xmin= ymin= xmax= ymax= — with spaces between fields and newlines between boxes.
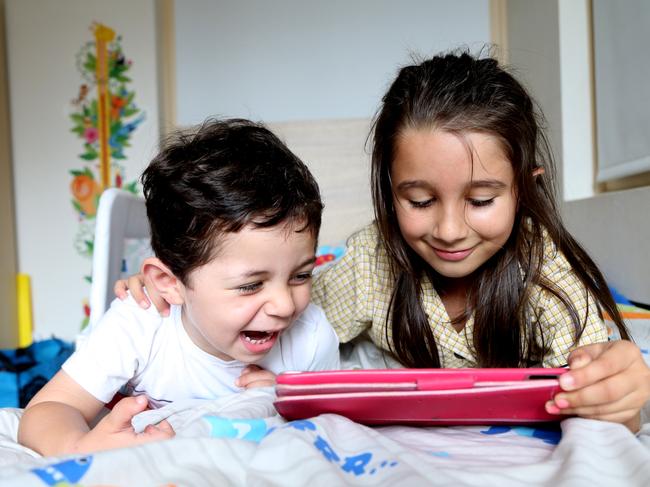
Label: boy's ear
xmin=141 ymin=257 xmax=185 ymax=305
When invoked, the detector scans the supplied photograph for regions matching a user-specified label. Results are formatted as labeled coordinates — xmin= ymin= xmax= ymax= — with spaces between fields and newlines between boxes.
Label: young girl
xmin=117 ymin=52 xmax=650 ymax=432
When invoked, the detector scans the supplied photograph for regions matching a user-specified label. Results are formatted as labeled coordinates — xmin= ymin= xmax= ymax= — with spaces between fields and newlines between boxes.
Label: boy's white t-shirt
xmin=63 ymin=297 xmax=340 ymax=408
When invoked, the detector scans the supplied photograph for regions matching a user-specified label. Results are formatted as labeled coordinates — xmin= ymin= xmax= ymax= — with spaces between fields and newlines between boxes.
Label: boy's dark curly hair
xmin=142 ymin=118 xmax=323 ymax=284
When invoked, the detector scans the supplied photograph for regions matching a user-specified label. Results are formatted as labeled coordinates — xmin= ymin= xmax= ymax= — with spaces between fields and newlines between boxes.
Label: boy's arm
xmin=18 ymin=369 xmax=105 ymax=456
xmin=19 ymin=370 xmax=175 ymax=456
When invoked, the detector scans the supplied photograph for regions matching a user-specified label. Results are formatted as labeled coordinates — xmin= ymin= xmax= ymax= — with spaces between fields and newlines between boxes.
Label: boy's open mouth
xmin=241 ymin=330 xmax=276 ymax=345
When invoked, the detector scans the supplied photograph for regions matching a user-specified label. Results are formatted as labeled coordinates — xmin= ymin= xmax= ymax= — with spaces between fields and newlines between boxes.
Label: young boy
xmin=18 ymin=119 xmax=340 ymax=456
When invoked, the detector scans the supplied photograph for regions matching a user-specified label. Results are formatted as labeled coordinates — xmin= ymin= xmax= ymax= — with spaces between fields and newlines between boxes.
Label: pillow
xmin=314 ymin=244 xmax=346 ymax=274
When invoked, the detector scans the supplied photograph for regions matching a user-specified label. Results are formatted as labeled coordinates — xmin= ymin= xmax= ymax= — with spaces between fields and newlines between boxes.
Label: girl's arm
xmin=114 ymin=273 xmax=171 ymax=316
xmin=546 ymin=340 xmax=650 ymax=432
xmin=18 ymin=370 xmax=174 ymax=456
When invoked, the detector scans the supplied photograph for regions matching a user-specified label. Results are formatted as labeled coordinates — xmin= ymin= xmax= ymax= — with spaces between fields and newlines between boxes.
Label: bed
xmin=1 ymin=120 xmax=649 ymax=486
xmin=0 ymin=317 xmax=649 ymax=486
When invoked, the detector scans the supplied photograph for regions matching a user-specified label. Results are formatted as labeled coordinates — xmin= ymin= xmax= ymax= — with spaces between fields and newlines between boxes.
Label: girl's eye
xmin=238 ymin=282 xmax=262 ymax=294
xmin=469 ymin=198 xmax=495 ymax=208
xmin=291 ymin=272 xmax=313 ymax=284
xmin=408 ymin=199 xmax=434 ymax=209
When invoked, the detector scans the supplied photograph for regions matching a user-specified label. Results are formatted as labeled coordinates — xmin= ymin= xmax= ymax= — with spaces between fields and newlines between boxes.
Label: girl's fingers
xmin=556 ymin=403 xmax=638 ymax=420
xmin=113 ymin=279 xmax=130 ymax=300
xmin=556 ymin=373 xmax=639 ymax=409
xmin=126 ymin=274 xmax=149 ymax=306
xmin=113 ymin=274 xmax=151 ymax=306
xmin=148 ymin=291 xmax=171 ymax=316
xmin=561 ymin=341 xmax=640 ymax=392
xmin=546 ymin=399 xmax=640 ymax=426
xmin=548 ymin=389 xmax=637 ymax=416
xmin=139 ymin=274 xmax=171 ymax=316
xmin=115 ymin=274 xmax=171 ymax=316
xmin=549 ymin=341 xmax=650 ymax=432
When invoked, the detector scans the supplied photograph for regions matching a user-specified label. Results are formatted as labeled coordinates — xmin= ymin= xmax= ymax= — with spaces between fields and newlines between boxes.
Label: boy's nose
xmin=432 ymin=205 xmax=468 ymax=244
xmin=265 ymin=286 xmax=296 ymax=318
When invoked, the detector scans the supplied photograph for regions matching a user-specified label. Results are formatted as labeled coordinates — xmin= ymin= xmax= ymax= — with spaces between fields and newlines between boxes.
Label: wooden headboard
xmin=270 ymin=119 xmax=375 ymax=245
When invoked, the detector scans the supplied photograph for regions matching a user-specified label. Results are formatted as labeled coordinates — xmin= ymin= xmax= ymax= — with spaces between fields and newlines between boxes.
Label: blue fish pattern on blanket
xmin=481 ymin=425 xmax=562 ymax=445
xmin=30 ymin=456 xmax=93 ymax=485
xmin=285 ymin=419 xmax=399 ymax=477
xmin=203 ymin=416 xmax=270 ymax=442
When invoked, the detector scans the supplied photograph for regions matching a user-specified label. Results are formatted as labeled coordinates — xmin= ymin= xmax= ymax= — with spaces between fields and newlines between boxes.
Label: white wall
xmin=5 ymin=0 xmax=160 ymax=340
xmin=4 ymin=1 xmax=491 ymax=340
xmin=172 ymin=0 xmax=492 ymax=257
xmin=174 ymin=0 xmax=491 ymax=124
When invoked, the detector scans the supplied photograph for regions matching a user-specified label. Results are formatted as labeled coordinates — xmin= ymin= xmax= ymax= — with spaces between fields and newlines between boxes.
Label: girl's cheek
xmin=467 ymin=218 xmax=511 ymax=243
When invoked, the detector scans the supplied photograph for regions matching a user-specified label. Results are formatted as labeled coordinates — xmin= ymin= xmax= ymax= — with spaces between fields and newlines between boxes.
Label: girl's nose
xmin=432 ymin=205 xmax=468 ymax=244
xmin=265 ymin=286 xmax=296 ymax=318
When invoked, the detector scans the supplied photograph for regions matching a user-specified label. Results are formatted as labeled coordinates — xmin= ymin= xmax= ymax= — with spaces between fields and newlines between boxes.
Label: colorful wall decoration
xmin=6 ymin=0 xmax=159 ymax=341
xmin=69 ymin=23 xmax=145 ymax=329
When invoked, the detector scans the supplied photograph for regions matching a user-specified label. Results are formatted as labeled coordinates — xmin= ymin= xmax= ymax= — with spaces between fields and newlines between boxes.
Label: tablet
xmin=274 ymin=368 xmax=567 ymax=425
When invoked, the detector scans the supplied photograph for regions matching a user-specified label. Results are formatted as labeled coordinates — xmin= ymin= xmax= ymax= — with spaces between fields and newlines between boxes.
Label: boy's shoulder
xmin=82 ymin=294 xmax=173 ymax=344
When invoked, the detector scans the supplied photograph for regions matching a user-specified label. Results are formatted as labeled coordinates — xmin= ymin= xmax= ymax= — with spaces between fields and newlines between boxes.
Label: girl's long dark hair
xmin=371 ymin=51 xmax=629 ymax=368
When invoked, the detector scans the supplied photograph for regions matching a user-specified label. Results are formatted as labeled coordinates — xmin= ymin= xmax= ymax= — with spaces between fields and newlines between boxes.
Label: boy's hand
xmin=236 ymin=365 xmax=276 ymax=389
xmin=545 ymin=340 xmax=650 ymax=432
xmin=73 ymin=396 xmax=175 ymax=453
xmin=114 ymin=273 xmax=171 ymax=317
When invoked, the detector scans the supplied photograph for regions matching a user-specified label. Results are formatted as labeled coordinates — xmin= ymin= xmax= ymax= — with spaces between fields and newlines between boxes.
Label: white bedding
xmin=0 ymin=321 xmax=649 ymax=486
xmin=1 ymin=390 xmax=649 ymax=486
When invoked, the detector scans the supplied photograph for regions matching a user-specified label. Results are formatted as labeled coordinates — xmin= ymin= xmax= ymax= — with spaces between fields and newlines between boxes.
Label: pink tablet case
xmin=274 ymin=368 xmax=567 ymax=425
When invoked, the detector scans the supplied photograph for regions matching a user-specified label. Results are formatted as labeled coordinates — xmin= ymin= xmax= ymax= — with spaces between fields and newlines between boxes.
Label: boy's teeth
xmin=243 ymin=331 xmax=273 ymax=344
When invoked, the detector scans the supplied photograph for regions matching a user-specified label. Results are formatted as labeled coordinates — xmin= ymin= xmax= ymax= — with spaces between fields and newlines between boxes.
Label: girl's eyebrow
xmin=394 ymin=179 xmax=507 ymax=191
xmin=394 ymin=180 xmax=428 ymax=191
xmin=468 ymin=179 xmax=507 ymax=190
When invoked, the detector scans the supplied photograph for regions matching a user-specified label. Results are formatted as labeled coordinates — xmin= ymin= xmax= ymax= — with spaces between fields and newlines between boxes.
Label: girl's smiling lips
xmin=432 ymin=246 xmax=475 ymax=262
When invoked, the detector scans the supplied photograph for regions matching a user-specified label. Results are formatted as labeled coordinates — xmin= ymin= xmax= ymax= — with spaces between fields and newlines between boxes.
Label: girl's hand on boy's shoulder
xmin=114 ymin=273 xmax=171 ymax=317
xmin=236 ymin=365 xmax=276 ymax=389
xmin=545 ymin=340 xmax=650 ymax=432
xmin=75 ymin=395 xmax=175 ymax=453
